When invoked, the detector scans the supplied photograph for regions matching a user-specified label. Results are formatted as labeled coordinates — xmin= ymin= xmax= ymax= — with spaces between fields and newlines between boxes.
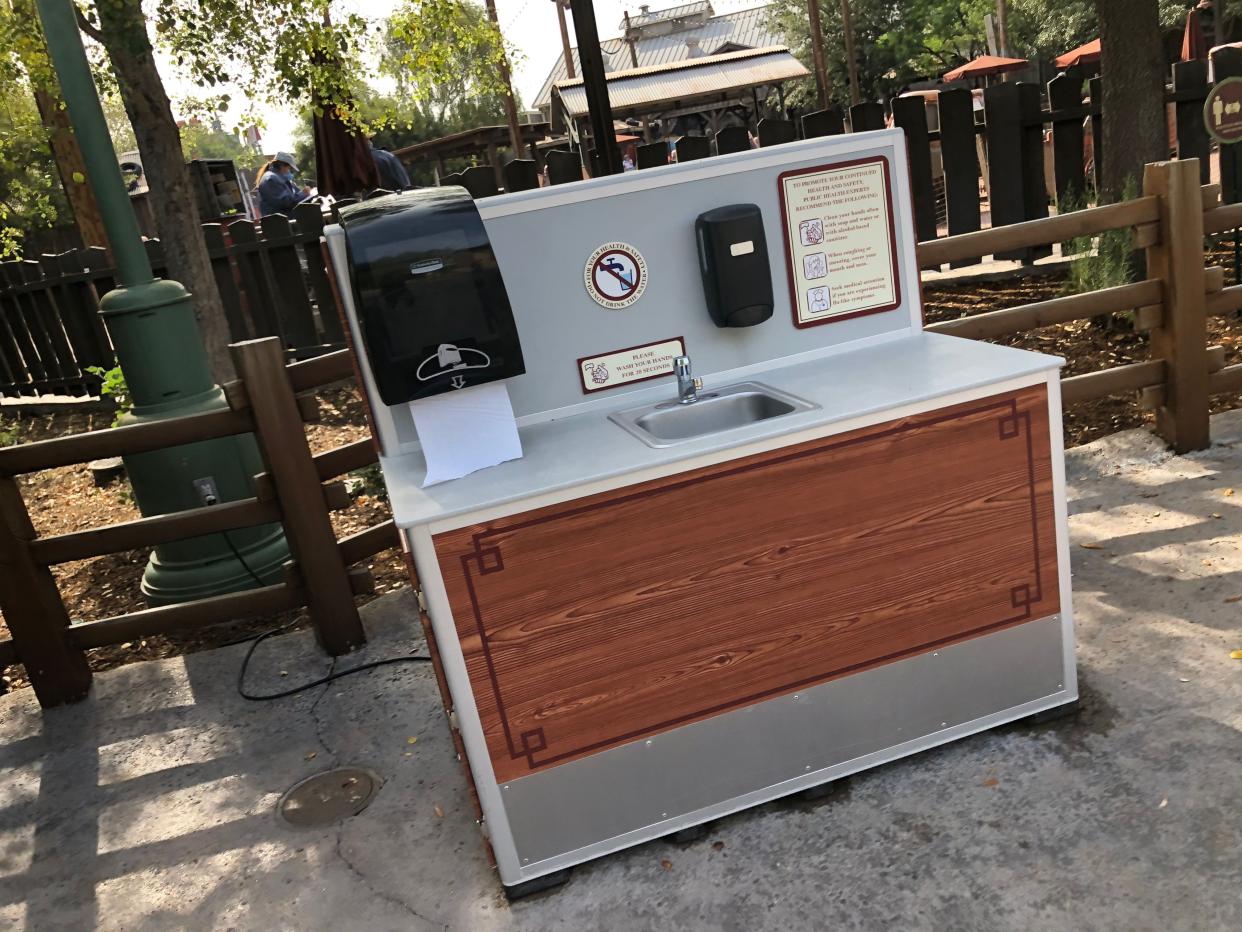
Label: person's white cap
xmin=275 ymin=151 xmax=299 ymax=173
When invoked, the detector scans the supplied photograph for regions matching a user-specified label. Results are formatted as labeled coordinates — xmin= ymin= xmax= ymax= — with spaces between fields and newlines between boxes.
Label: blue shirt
xmin=371 ymin=147 xmax=411 ymax=191
xmin=256 ymin=170 xmax=310 ymax=217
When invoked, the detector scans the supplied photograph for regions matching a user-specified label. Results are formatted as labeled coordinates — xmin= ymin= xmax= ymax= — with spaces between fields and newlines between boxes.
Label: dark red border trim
xmin=588 ymin=244 xmax=645 ymax=307
xmin=777 ymin=155 xmax=904 ymax=329
xmin=449 ymin=390 xmax=1052 ymax=776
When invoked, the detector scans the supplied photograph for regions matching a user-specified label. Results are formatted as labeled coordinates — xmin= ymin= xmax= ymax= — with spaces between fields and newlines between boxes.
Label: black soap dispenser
xmin=695 ymin=203 xmax=774 ymax=328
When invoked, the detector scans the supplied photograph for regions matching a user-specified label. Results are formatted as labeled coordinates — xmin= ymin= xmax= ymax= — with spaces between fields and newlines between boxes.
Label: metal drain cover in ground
xmin=279 ymin=767 xmax=380 ymax=826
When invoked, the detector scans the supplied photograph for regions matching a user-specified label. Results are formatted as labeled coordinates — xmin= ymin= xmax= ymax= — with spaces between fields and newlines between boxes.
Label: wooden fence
xmin=2 ymin=157 xmax=1240 ymax=709
xmin=6 ymin=50 xmax=1242 ymax=403
xmin=482 ymin=48 xmax=1242 ymax=264
xmin=0 ymin=200 xmax=344 ymax=400
xmin=921 ymin=158 xmax=1242 ymax=453
xmin=0 ymin=337 xmax=397 ymax=708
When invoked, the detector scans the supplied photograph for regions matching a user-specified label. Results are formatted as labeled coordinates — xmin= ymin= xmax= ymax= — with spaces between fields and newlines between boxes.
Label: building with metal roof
xmin=551 ymin=46 xmax=808 ymax=122
xmin=531 ymin=2 xmax=782 ymax=117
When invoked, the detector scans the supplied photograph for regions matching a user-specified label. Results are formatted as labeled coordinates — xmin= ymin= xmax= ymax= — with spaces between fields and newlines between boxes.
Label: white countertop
xmin=381 ymin=333 xmax=1063 ymax=530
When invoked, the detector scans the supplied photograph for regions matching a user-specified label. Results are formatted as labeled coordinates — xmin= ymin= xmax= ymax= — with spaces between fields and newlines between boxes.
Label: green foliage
xmin=0 ymin=418 xmax=15 ymax=447
xmin=1007 ymin=0 xmax=1188 ymax=61
xmin=1062 ymin=179 xmax=1140 ymax=297
xmin=123 ymin=0 xmax=373 ymax=131
xmin=1065 ymin=226 xmax=1135 ymax=295
xmin=0 ymin=0 xmax=68 ymax=257
xmin=86 ymin=365 xmax=131 ymax=426
xmin=767 ymin=0 xmax=1208 ymax=106
xmin=75 ymin=0 xmax=518 ymax=149
xmin=101 ymin=91 xmax=138 ymax=153
xmin=179 ymin=120 xmax=249 ymax=162
xmin=382 ymin=0 xmax=519 ymax=122
xmin=0 ymin=91 xmax=65 ymax=259
xmin=345 ymin=463 xmax=389 ymax=503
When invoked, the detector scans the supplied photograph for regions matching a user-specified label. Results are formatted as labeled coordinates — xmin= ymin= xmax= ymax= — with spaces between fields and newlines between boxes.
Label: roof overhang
xmin=551 ymin=46 xmax=809 ymax=123
xmin=391 ymin=123 xmax=551 ymax=162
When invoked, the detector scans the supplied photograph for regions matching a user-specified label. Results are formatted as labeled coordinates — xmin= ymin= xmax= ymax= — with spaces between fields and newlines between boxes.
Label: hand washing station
xmin=324 ymin=129 xmax=1077 ymax=897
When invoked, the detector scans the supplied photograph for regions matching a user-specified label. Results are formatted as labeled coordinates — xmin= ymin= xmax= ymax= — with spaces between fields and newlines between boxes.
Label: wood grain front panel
xmin=435 ymin=386 xmax=1060 ymax=783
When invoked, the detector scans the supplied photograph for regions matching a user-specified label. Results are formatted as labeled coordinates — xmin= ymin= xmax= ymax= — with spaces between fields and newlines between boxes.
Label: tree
xmin=1096 ymin=0 xmax=1166 ymax=201
xmin=58 ymin=0 xmax=524 ymax=377
xmin=290 ymin=83 xmax=508 ymax=189
xmin=0 ymin=0 xmax=107 ymax=253
xmin=768 ymin=0 xmax=1199 ymax=109
xmin=178 ymin=121 xmax=250 ymax=163
xmin=768 ymin=0 xmax=1000 ymax=105
xmin=73 ymin=1 xmax=237 ymax=380
xmin=382 ymin=0 xmax=520 ymax=125
xmin=70 ymin=0 xmax=374 ymax=382
xmin=0 ymin=90 xmax=63 ymax=258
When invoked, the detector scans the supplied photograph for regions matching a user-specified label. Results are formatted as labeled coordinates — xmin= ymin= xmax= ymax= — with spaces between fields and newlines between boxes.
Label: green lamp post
xmin=35 ymin=0 xmax=289 ymax=603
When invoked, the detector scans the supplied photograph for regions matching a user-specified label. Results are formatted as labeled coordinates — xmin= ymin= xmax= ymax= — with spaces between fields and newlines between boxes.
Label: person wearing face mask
xmin=254 ymin=151 xmax=313 ymax=217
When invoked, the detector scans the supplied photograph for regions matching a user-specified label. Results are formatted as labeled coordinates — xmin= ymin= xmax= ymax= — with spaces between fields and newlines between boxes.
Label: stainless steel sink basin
xmin=609 ymin=381 xmax=819 ymax=448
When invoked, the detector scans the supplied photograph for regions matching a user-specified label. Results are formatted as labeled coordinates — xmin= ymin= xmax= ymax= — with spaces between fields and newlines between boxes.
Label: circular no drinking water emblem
xmin=584 ymin=241 xmax=648 ymax=309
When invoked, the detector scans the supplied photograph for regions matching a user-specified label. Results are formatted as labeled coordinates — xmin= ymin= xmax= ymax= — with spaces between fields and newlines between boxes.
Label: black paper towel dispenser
xmin=695 ymin=203 xmax=773 ymax=328
xmin=338 ymin=187 xmax=525 ymax=406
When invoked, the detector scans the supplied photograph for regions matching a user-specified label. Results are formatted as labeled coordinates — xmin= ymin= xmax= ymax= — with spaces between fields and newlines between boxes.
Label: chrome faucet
xmin=673 ymin=355 xmax=702 ymax=404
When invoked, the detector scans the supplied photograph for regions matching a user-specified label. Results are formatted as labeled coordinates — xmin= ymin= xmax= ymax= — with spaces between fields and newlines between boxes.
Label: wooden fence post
xmin=891 ymin=95 xmax=937 ymax=244
xmin=230 ymin=337 xmax=366 ymax=654
xmin=0 ymin=476 xmax=92 ymax=706
xmin=1145 ymin=159 xmax=1210 ymax=453
xmin=937 ymin=87 xmax=981 ymax=267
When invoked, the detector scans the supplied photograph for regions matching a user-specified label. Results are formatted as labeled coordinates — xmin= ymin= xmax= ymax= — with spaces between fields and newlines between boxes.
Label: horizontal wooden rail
xmin=254 ymin=438 xmax=379 ymax=497
xmin=917 ymin=197 xmax=1161 ymax=267
xmin=1061 ymin=360 xmax=1166 ymax=404
xmin=67 ymin=582 xmax=303 ymax=650
xmin=338 ymin=520 xmax=400 ymax=566
xmin=926 ymin=280 xmax=1162 ymax=341
xmin=315 ymin=439 xmax=378 ymax=481
xmin=1207 ymin=284 xmax=1242 ymax=317
xmin=286 ymin=349 xmax=354 ymax=393
xmin=28 ymin=497 xmax=281 ymax=566
xmin=0 ymin=407 xmax=254 ymax=476
xmin=1203 ymin=202 xmax=1242 ymax=236
xmin=1209 ymin=363 xmax=1242 ymax=395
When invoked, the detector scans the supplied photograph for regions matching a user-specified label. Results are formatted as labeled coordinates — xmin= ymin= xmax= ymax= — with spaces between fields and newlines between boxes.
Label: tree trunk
xmin=32 ymin=87 xmax=110 ymax=251
xmin=13 ymin=0 xmax=110 ymax=253
xmin=88 ymin=0 xmax=236 ymax=382
xmin=1097 ymin=0 xmax=1167 ymax=201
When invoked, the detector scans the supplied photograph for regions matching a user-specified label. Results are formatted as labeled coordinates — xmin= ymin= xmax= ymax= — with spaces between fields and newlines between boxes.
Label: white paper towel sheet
xmin=408 ymin=382 xmax=523 ymax=486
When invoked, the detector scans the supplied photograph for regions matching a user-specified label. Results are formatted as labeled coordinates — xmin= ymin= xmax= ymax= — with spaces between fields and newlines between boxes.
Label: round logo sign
xmin=584 ymin=242 xmax=648 ymax=309
xmin=1205 ymin=77 xmax=1242 ymax=145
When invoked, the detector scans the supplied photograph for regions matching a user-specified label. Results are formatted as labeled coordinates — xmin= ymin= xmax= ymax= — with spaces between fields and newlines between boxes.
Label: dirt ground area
xmin=0 ymin=385 xmax=406 ymax=691
xmin=4 ymin=255 xmax=1242 ymax=689
xmin=924 ymin=245 xmax=1242 ymax=447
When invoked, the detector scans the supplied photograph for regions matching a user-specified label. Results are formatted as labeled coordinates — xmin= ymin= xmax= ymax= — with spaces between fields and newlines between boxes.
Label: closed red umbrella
xmin=943 ymin=55 xmax=1029 ymax=82
xmin=312 ymin=104 xmax=379 ymax=198
xmin=1055 ymin=38 xmax=1101 ymax=69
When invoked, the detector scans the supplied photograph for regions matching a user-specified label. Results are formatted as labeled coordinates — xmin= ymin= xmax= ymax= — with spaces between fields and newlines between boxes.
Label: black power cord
xmin=221 ymin=530 xmax=268 ymax=588
xmin=207 ymin=494 xmax=432 ymax=700
xmin=237 ymin=624 xmax=431 ymax=700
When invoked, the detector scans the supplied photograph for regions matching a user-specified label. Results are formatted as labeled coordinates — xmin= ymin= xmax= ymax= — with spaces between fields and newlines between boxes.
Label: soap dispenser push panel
xmin=338 ymin=187 xmax=526 ymax=406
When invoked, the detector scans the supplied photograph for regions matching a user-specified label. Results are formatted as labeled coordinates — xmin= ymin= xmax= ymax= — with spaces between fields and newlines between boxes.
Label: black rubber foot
xmin=797 ymin=776 xmax=850 ymax=802
xmin=665 ymin=824 xmax=709 ymax=845
xmin=1019 ymin=699 xmax=1080 ymax=727
xmin=504 ymin=868 xmax=571 ymax=902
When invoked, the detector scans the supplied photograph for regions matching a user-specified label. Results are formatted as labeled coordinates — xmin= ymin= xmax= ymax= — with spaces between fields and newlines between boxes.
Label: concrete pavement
xmin=2 ymin=415 xmax=1241 ymax=931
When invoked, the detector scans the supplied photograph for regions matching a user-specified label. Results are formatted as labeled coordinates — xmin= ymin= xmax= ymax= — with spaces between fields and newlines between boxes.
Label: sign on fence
xmin=1204 ymin=76 xmax=1242 ymax=144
